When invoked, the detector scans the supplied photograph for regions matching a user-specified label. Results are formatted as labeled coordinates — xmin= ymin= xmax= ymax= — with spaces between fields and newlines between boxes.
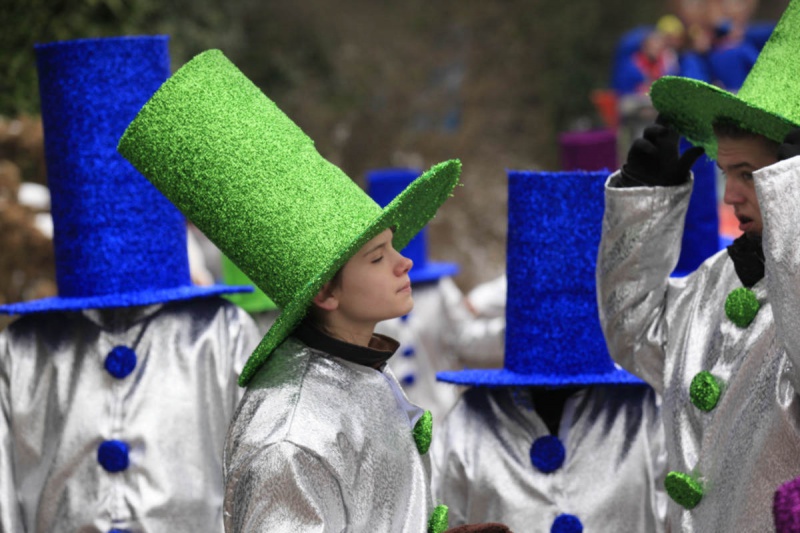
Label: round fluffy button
xmin=724 ymin=287 xmax=760 ymax=328
xmin=690 ymin=371 xmax=722 ymax=412
xmin=427 ymin=504 xmax=448 ymax=533
xmin=97 ymin=440 xmax=130 ymax=473
xmin=413 ymin=410 xmax=433 ymax=455
xmin=551 ymin=513 xmax=583 ymax=533
xmin=104 ymin=346 xmax=137 ymax=379
xmin=401 ymin=374 xmax=416 ymax=386
xmin=530 ymin=435 xmax=566 ymax=473
xmin=665 ymin=471 xmax=704 ymax=509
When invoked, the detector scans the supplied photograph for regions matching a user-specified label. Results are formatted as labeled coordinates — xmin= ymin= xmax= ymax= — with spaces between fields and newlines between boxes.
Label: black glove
xmin=619 ymin=115 xmax=705 ymax=187
xmin=777 ymin=128 xmax=800 ymax=161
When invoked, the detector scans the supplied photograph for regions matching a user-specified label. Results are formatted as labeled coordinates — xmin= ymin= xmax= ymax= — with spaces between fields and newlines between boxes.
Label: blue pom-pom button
xmin=105 ymin=346 xmax=137 ymax=379
xmin=401 ymin=374 xmax=416 ymax=386
xmin=551 ymin=514 xmax=583 ymax=533
xmin=530 ymin=435 xmax=566 ymax=473
xmin=402 ymin=346 xmax=416 ymax=358
xmin=98 ymin=440 xmax=130 ymax=472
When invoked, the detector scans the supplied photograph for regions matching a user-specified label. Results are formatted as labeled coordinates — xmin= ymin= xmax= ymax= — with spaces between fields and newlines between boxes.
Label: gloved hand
xmin=619 ymin=115 xmax=705 ymax=187
xmin=445 ymin=524 xmax=512 ymax=533
xmin=777 ymin=128 xmax=800 ymax=161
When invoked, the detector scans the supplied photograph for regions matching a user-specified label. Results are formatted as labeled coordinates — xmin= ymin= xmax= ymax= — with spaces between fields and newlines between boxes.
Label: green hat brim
xmin=238 ymin=158 xmax=460 ymax=386
xmin=650 ymin=76 xmax=800 ymax=160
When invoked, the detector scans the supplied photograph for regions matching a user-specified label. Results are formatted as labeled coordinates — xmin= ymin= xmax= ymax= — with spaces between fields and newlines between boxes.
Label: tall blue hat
xmin=672 ymin=139 xmax=729 ymax=278
xmin=437 ymin=170 xmax=645 ymax=387
xmin=0 ymin=36 xmax=248 ymax=315
xmin=366 ymin=168 xmax=459 ymax=284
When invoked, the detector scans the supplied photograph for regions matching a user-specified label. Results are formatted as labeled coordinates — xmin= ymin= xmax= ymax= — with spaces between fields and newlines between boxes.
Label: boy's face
xmin=718 ymin=135 xmax=778 ymax=237
xmin=332 ymin=228 xmax=414 ymax=325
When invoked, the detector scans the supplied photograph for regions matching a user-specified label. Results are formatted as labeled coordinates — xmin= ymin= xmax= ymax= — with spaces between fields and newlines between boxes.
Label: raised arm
xmin=596 ymin=119 xmax=703 ymax=392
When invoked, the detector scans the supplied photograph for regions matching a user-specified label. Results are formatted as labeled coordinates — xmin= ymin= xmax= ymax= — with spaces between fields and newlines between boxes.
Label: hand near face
xmin=620 ymin=114 xmax=705 ymax=187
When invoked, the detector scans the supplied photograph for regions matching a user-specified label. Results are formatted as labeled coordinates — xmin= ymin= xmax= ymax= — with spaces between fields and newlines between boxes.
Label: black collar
xmin=293 ymin=320 xmax=399 ymax=369
xmin=726 ymin=234 xmax=765 ymax=288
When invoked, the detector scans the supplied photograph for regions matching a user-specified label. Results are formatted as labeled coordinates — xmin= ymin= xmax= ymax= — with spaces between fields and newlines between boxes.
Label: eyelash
xmin=371 ymin=256 xmax=383 ymax=264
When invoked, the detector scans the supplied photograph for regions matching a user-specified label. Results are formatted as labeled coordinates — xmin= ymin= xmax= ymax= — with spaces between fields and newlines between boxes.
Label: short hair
xmin=712 ymin=117 xmax=780 ymax=152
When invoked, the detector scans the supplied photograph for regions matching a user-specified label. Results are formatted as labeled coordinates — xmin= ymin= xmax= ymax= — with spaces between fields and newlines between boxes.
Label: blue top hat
xmin=672 ymin=138 xmax=729 ymax=278
xmin=366 ymin=168 xmax=459 ymax=284
xmin=437 ymin=170 xmax=645 ymax=387
xmin=0 ymin=36 xmax=248 ymax=315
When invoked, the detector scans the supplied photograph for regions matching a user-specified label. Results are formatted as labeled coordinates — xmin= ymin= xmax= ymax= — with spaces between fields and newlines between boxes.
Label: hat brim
xmin=0 ymin=284 xmax=251 ymax=315
xmin=436 ymin=367 xmax=647 ymax=388
xmin=650 ymin=76 xmax=799 ymax=160
xmin=238 ymin=159 xmax=461 ymax=386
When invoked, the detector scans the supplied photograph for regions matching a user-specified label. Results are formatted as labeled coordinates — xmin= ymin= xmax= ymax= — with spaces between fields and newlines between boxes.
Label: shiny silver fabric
xmin=376 ymin=277 xmax=505 ymax=422
xmin=432 ymin=386 xmax=667 ymax=532
xmin=0 ymin=298 xmax=260 ymax=532
xmin=224 ymin=336 xmax=434 ymax=532
xmin=597 ymin=164 xmax=800 ymax=532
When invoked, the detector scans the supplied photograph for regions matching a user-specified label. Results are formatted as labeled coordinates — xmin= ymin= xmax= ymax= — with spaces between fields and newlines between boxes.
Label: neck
xmin=320 ymin=315 xmax=376 ymax=347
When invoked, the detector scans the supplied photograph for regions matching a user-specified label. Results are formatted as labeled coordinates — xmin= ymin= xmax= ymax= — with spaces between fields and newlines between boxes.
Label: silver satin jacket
xmin=0 ymin=298 xmax=260 ymax=532
xmin=432 ymin=386 xmax=667 ymax=532
xmin=224 ymin=336 xmax=435 ymax=533
xmin=376 ymin=277 xmax=505 ymax=422
xmin=597 ymin=159 xmax=800 ymax=532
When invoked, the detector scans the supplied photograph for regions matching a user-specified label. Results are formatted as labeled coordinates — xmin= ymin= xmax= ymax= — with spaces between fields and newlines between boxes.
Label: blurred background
xmin=0 ymin=0 xmax=789 ymax=329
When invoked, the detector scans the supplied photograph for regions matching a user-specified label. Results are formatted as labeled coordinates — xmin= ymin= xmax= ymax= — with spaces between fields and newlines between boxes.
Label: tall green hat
xmin=118 ymin=50 xmax=461 ymax=385
xmin=650 ymin=0 xmax=800 ymax=160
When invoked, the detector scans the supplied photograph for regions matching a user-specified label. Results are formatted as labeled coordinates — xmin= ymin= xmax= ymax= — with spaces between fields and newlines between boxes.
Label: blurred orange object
xmin=591 ymin=89 xmax=619 ymax=130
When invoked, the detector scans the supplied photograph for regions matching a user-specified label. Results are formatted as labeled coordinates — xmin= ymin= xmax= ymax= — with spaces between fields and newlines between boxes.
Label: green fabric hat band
xmin=651 ymin=0 xmax=800 ymax=159
xmin=118 ymin=49 xmax=461 ymax=385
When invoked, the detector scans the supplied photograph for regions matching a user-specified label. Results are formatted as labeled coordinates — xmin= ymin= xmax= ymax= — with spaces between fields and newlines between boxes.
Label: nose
xmin=723 ymin=177 xmax=744 ymax=206
xmin=395 ymin=253 xmax=413 ymax=276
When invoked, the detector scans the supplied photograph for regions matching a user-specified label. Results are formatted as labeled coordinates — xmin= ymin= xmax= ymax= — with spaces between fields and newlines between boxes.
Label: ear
xmin=312 ymin=281 xmax=339 ymax=311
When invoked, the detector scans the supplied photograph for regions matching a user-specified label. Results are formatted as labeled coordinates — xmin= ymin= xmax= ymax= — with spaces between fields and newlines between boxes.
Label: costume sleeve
xmin=0 ymin=332 xmax=24 ymax=532
xmin=754 ymin=156 xmax=800 ymax=390
xmin=438 ymin=277 xmax=505 ymax=368
xmin=596 ymin=171 xmax=693 ymax=393
xmin=225 ymin=441 xmax=346 ymax=533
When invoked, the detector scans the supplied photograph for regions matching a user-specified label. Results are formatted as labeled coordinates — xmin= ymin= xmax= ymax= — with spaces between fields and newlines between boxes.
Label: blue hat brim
xmin=436 ymin=367 xmax=648 ymax=387
xmin=0 ymin=284 xmax=252 ymax=315
xmin=409 ymin=262 xmax=459 ymax=284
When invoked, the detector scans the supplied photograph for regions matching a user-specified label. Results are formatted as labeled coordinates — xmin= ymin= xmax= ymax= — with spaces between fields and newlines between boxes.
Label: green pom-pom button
xmin=428 ymin=504 xmax=449 ymax=533
xmin=413 ymin=410 xmax=433 ymax=455
xmin=724 ymin=287 xmax=760 ymax=328
xmin=690 ymin=371 xmax=722 ymax=412
xmin=665 ymin=471 xmax=704 ymax=509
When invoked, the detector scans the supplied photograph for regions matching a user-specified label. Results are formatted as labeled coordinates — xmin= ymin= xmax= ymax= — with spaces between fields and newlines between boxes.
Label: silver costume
xmin=597 ymin=159 xmax=800 ymax=532
xmin=432 ymin=386 xmax=667 ymax=532
xmin=224 ymin=336 xmax=435 ymax=533
xmin=0 ymin=298 xmax=260 ymax=532
xmin=376 ymin=277 xmax=505 ymax=422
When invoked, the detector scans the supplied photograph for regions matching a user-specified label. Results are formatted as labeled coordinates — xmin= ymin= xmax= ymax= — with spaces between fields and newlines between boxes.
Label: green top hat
xmin=651 ymin=0 xmax=800 ymax=160
xmin=118 ymin=50 xmax=461 ymax=386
